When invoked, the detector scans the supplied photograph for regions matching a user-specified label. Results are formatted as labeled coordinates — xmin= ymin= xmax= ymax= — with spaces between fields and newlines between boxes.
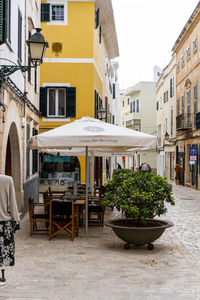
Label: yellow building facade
xmin=39 ymin=0 xmax=119 ymax=190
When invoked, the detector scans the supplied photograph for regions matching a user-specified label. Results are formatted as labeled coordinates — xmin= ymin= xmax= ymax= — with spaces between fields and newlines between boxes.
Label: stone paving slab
xmin=0 ymin=183 xmax=200 ymax=299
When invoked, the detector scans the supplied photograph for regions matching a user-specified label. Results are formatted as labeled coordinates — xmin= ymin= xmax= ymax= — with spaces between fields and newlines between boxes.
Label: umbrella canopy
xmin=30 ymin=116 xmax=157 ymax=150
xmin=30 ymin=116 xmax=157 ymax=236
xmin=39 ymin=148 xmax=136 ymax=157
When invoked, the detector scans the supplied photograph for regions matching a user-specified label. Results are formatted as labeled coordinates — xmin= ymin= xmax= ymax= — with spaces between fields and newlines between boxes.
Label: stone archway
xmin=5 ymin=122 xmax=22 ymax=210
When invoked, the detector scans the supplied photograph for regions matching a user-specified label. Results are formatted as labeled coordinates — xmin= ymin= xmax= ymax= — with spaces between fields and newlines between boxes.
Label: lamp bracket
xmin=0 ymin=65 xmax=36 ymax=76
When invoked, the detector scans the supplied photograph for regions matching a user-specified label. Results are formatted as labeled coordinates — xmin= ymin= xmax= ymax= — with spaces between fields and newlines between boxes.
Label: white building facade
xmin=120 ymin=81 xmax=157 ymax=173
xmin=0 ymin=0 xmax=41 ymax=214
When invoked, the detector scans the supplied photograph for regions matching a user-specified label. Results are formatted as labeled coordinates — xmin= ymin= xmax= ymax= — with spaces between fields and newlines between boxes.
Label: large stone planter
xmin=105 ymin=218 xmax=173 ymax=250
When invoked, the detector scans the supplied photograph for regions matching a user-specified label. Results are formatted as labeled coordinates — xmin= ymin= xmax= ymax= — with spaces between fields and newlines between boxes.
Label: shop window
xmin=133 ymin=119 xmax=141 ymax=131
xmin=40 ymin=155 xmax=80 ymax=186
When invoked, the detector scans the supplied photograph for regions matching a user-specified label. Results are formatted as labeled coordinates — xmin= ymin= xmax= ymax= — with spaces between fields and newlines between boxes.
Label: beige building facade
xmin=156 ymin=55 xmax=176 ymax=181
xmin=172 ymin=2 xmax=200 ymax=189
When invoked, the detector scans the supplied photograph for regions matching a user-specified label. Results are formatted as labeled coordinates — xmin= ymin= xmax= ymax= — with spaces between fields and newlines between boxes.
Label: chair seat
xmin=32 ymin=214 xmax=48 ymax=219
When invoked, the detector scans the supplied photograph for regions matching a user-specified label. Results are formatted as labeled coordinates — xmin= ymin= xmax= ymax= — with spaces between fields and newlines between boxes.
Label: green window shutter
xmin=40 ymin=87 xmax=47 ymax=117
xmin=41 ymin=3 xmax=50 ymax=22
xmin=32 ymin=128 xmax=38 ymax=174
xmin=94 ymin=90 xmax=98 ymax=118
xmin=66 ymin=87 xmax=76 ymax=118
xmin=0 ymin=0 xmax=7 ymax=45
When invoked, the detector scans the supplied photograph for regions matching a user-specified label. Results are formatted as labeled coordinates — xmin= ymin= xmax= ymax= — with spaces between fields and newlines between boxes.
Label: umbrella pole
xmin=85 ymin=146 xmax=89 ymax=236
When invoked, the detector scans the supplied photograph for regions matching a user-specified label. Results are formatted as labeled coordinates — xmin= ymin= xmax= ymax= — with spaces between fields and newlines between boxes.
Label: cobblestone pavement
xmin=1 ymin=183 xmax=200 ymax=300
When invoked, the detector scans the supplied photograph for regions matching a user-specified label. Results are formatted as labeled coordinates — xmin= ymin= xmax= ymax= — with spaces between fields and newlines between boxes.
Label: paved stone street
xmin=0 ymin=183 xmax=200 ymax=300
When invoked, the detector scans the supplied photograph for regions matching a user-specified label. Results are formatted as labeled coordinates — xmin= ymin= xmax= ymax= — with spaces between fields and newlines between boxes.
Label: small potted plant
xmin=103 ymin=169 xmax=175 ymax=250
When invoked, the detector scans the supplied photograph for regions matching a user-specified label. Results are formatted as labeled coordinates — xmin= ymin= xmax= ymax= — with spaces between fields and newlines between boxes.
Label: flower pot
xmin=106 ymin=218 xmax=173 ymax=250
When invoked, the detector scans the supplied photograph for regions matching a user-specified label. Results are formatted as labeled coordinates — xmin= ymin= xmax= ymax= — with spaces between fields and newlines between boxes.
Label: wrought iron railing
xmin=176 ymin=113 xmax=192 ymax=130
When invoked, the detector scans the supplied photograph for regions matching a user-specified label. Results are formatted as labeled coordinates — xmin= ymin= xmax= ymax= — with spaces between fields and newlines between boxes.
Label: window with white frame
xmin=177 ymin=61 xmax=180 ymax=72
xmin=177 ymin=98 xmax=180 ymax=116
xmin=136 ymin=99 xmax=140 ymax=112
xmin=181 ymin=94 xmax=184 ymax=114
xmin=181 ymin=54 xmax=184 ymax=67
xmin=158 ymin=124 xmax=161 ymax=145
xmin=193 ymin=37 xmax=197 ymax=52
xmin=160 ymin=97 xmax=162 ymax=110
xmin=164 ymin=118 xmax=168 ymax=135
xmin=194 ymin=84 xmax=197 ymax=128
xmin=170 ymin=108 xmax=173 ymax=136
xmin=186 ymin=47 xmax=190 ymax=60
xmin=41 ymin=2 xmax=67 ymax=25
xmin=48 ymin=88 xmax=66 ymax=117
xmin=131 ymin=100 xmax=135 ymax=113
xmin=52 ymin=5 xmax=64 ymax=21
xmin=170 ymin=76 xmax=174 ymax=97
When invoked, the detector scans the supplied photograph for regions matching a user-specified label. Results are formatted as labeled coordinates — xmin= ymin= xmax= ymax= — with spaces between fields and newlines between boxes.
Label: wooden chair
xmin=88 ymin=196 xmax=105 ymax=227
xmin=49 ymin=200 xmax=75 ymax=241
xmin=28 ymin=197 xmax=49 ymax=235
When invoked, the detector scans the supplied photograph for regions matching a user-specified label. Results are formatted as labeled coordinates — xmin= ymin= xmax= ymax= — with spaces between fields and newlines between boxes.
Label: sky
xmin=112 ymin=0 xmax=200 ymax=89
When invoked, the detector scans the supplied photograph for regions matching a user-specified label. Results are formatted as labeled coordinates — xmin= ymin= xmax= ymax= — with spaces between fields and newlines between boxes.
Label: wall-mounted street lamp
xmin=164 ymin=132 xmax=169 ymax=141
xmin=97 ymin=104 xmax=107 ymax=121
xmin=0 ymin=28 xmax=48 ymax=76
xmin=164 ymin=132 xmax=176 ymax=145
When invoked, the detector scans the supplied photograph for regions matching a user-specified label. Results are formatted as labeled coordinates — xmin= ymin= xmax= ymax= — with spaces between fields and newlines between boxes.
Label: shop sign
xmin=44 ymin=154 xmax=70 ymax=163
xmin=189 ymin=147 xmax=198 ymax=164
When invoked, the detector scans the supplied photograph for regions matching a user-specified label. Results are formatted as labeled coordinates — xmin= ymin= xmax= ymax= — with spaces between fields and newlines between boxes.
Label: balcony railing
xmin=176 ymin=113 xmax=192 ymax=131
xmin=196 ymin=112 xmax=200 ymax=130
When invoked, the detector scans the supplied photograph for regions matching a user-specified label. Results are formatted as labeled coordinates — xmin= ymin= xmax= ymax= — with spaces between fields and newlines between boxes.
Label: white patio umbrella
xmin=30 ymin=116 xmax=157 ymax=235
xmin=39 ymin=148 xmax=136 ymax=157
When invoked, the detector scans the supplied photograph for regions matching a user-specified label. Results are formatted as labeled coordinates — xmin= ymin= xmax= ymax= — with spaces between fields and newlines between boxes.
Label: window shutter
xmin=40 ymin=87 xmax=47 ymax=117
xmin=41 ymin=3 xmax=50 ymax=22
xmin=0 ymin=0 xmax=7 ymax=44
xmin=32 ymin=128 xmax=38 ymax=174
xmin=113 ymin=83 xmax=115 ymax=99
xmin=94 ymin=90 xmax=98 ymax=118
xmin=99 ymin=25 xmax=101 ymax=44
xmin=95 ymin=8 xmax=99 ymax=29
xmin=66 ymin=87 xmax=76 ymax=117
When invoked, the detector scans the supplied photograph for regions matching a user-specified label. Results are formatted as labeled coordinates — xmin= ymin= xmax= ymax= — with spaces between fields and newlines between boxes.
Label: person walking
xmin=175 ymin=163 xmax=180 ymax=185
xmin=141 ymin=163 xmax=151 ymax=173
xmin=0 ymin=174 xmax=20 ymax=286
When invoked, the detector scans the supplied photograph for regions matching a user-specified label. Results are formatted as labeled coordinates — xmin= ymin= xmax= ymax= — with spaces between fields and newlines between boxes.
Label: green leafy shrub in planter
xmin=102 ymin=169 xmax=175 ymax=226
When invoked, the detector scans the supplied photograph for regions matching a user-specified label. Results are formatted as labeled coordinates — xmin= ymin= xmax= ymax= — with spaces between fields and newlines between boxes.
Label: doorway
xmin=5 ymin=122 xmax=21 ymax=209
